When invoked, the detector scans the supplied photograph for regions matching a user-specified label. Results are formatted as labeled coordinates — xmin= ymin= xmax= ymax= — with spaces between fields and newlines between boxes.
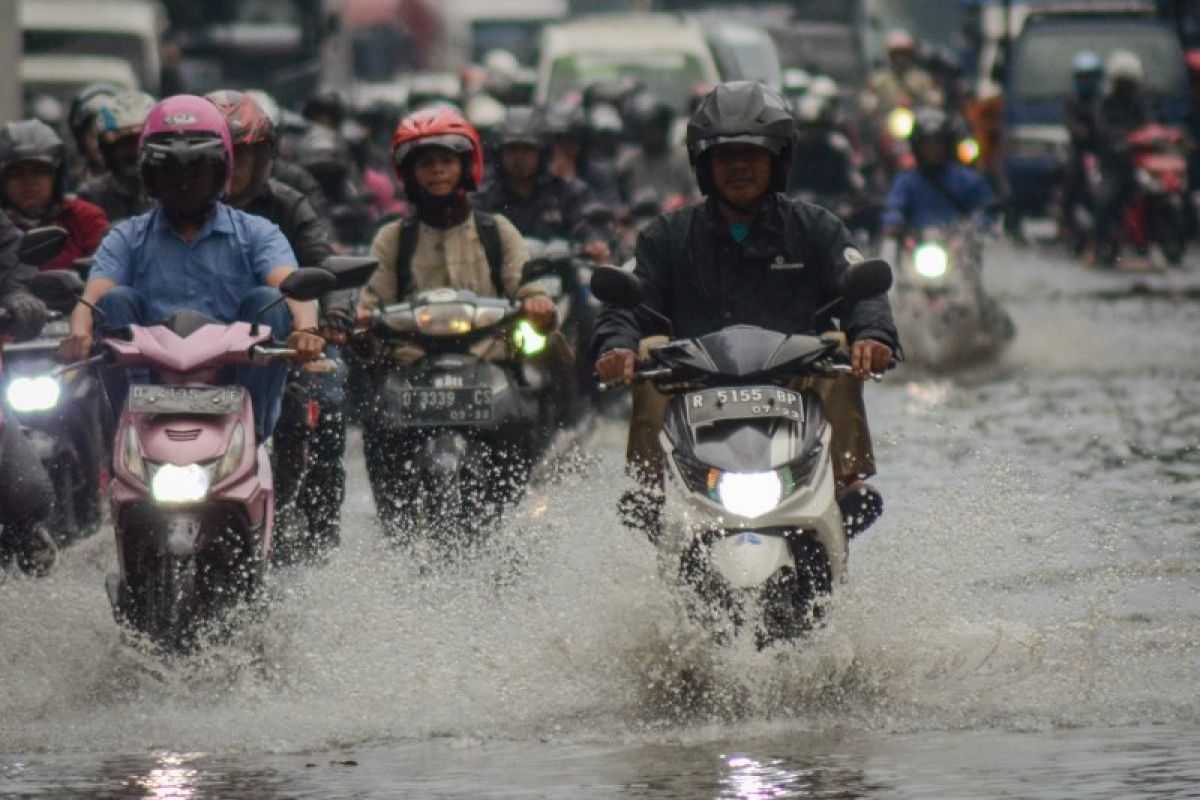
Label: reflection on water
xmin=135 ymin=753 xmax=197 ymax=799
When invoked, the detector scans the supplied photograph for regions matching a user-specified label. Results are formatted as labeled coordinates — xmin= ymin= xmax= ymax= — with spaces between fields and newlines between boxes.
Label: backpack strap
xmin=473 ymin=209 xmax=506 ymax=296
xmin=396 ymin=211 xmax=506 ymax=297
xmin=394 ymin=215 xmax=421 ymax=297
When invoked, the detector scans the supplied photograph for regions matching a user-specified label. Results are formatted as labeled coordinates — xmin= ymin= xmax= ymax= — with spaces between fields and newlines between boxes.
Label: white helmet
xmin=246 ymin=89 xmax=282 ymax=128
xmin=1105 ymin=50 xmax=1144 ymax=85
xmin=808 ymin=76 xmax=840 ymax=103
xmin=93 ymin=90 xmax=156 ymax=138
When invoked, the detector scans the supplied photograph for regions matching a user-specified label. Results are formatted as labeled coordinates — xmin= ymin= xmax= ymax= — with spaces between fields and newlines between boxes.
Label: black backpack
xmin=394 ymin=209 xmax=505 ymax=297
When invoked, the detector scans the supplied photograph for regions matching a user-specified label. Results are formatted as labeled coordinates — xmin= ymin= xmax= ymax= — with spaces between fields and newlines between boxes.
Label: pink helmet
xmin=138 ymin=94 xmax=235 ymax=198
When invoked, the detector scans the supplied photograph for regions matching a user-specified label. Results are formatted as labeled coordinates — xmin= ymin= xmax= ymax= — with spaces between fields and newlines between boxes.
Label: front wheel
xmin=1152 ymin=197 xmax=1187 ymax=265
xmin=757 ymin=536 xmax=833 ymax=648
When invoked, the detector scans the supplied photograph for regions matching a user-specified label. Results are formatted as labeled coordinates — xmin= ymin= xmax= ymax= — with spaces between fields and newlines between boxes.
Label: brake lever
xmin=829 ymin=363 xmax=884 ymax=382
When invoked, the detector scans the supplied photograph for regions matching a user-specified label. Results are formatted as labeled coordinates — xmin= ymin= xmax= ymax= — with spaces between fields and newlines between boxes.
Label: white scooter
xmin=591 ymin=259 xmax=892 ymax=646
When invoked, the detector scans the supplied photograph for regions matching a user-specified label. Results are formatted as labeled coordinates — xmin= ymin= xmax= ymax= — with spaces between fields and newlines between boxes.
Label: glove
xmin=1 ymin=292 xmax=46 ymax=341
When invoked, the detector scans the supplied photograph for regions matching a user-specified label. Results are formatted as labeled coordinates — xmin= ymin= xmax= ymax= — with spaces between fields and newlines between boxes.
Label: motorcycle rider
xmin=0 ymin=208 xmax=57 ymax=575
xmin=592 ymin=81 xmax=898 ymax=536
xmin=616 ymin=92 xmax=695 ymax=204
xmin=0 ymin=120 xmax=110 ymax=271
xmin=861 ymin=30 xmax=943 ymax=120
xmin=881 ymin=108 xmax=996 ymax=234
xmin=473 ymin=106 xmax=612 ymax=263
xmin=357 ymin=108 xmax=553 ymax=324
xmin=786 ymin=93 xmax=866 ymax=207
xmin=207 ymin=89 xmax=350 ymax=559
xmin=58 ymin=95 xmax=324 ymax=440
xmin=78 ymin=91 xmax=157 ymax=224
xmin=1093 ymin=50 xmax=1155 ymax=266
xmin=1061 ymin=52 xmax=1103 ymax=253
xmin=66 ymin=83 xmax=123 ymax=187
xmin=544 ymin=101 xmax=621 ymax=208
xmin=295 ymin=125 xmax=374 ymax=247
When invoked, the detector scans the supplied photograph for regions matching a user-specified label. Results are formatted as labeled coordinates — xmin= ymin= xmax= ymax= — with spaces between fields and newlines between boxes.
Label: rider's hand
xmin=319 ymin=311 xmax=353 ymax=346
xmin=851 ymin=339 xmax=893 ymax=378
xmin=521 ymin=295 xmax=557 ymax=331
xmin=582 ymin=239 xmax=611 ymax=264
xmin=287 ymin=329 xmax=326 ymax=363
xmin=596 ymin=348 xmax=637 ymax=384
xmin=59 ymin=306 xmax=94 ymax=362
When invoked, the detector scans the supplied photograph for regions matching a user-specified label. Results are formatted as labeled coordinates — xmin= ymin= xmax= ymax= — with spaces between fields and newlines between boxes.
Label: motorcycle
xmin=590 ymin=259 xmax=893 ymax=647
xmin=358 ymin=289 xmax=557 ymax=548
xmin=48 ymin=263 xmax=372 ymax=651
xmin=1083 ymin=124 xmax=1189 ymax=266
xmin=885 ymin=217 xmax=1014 ymax=371
xmin=3 ymin=262 xmax=110 ymax=545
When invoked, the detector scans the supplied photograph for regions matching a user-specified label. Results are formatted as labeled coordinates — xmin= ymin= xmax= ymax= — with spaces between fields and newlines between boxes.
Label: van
xmin=536 ymin=14 xmax=721 ymax=114
xmin=19 ymin=0 xmax=165 ymax=95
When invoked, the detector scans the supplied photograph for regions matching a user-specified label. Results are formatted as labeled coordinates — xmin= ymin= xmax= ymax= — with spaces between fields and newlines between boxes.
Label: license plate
xmin=399 ymin=387 xmax=492 ymax=425
xmin=685 ymin=386 xmax=804 ymax=427
xmin=129 ymin=385 xmax=245 ymax=415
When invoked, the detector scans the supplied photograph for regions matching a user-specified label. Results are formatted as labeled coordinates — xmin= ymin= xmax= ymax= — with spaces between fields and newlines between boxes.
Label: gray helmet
xmin=495 ymin=106 xmax=545 ymax=149
xmin=0 ymin=119 xmax=67 ymax=203
xmin=686 ymin=81 xmax=795 ymax=195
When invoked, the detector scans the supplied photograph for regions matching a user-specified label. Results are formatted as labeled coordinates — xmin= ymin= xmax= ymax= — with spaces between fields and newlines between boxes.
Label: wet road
xmin=2 ymin=241 xmax=1198 ymax=798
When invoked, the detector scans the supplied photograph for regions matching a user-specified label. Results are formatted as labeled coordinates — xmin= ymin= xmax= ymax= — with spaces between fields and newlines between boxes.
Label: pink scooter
xmin=56 ymin=260 xmax=375 ymax=650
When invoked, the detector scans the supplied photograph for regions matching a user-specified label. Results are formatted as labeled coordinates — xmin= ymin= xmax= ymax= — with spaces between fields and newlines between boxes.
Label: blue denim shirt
xmin=881 ymin=163 xmax=996 ymax=231
xmin=91 ymin=203 xmax=297 ymax=323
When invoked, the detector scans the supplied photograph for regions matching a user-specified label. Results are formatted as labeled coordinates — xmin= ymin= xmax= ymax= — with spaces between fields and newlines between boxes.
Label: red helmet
xmin=205 ymin=89 xmax=275 ymax=147
xmin=391 ymin=107 xmax=483 ymax=190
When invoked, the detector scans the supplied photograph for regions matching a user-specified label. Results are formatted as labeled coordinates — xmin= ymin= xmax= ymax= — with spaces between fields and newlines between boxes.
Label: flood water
xmin=2 ymin=241 xmax=1198 ymax=798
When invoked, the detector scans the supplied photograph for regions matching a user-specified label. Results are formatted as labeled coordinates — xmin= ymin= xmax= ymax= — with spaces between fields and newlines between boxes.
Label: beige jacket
xmin=360 ymin=212 xmax=540 ymax=311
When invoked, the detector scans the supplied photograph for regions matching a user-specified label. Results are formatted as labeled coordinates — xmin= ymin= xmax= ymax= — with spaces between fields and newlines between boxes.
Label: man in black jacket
xmin=473 ymin=106 xmax=611 ymax=263
xmin=592 ymin=82 xmax=898 ymax=533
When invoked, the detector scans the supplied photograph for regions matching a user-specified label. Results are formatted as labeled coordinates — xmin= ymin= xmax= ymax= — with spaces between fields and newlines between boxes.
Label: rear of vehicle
xmin=697 ymin=18 xmax=783 ymax=89
xmin=536 ymin=15 xmax=721 ymax=116
xmin=1004 ymin=16 xmax=1188 ymax=222
xmin=19 ymin=0 xmax=163 ymax=95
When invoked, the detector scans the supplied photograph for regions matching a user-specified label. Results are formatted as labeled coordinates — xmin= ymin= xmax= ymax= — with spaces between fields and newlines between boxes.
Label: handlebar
xmin=250 ymin=345 xmax=298 ymax=364
xmin=598 ymin=362 xmax=884 ymax=392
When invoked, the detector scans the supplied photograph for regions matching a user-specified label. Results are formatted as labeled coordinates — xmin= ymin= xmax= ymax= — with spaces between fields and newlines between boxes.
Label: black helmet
xmin=495 ymin=106 xmax=545 ymax=149
xmin=0 ymin=119 xmax=67 ymax=205
xmin=302 ymin=90 xmax=346 ymax=129
xmin=686 ymin=81 xmax=794 ymax=195
xmin=295 ymin=125 xmax=351 ymax=194
xmin=910 ymin=107 xmax=954 ymax=148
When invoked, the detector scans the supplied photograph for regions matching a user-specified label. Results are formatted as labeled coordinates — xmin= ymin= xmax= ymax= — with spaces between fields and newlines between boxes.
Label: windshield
xmin=1012 ymin=24 xmax=1185 ymax=100
xmin=547 ymin=51 xmax=708 ymax=114
xmin=472 ymin=20 xmax=544 ymax=67
xmin=23 ymin=30 xmax=147 ymax=86
xmin=870 ymin=0 xmax=966 ymax=49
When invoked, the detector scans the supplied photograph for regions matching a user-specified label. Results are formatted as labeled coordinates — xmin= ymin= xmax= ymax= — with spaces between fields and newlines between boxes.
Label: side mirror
xmin=590 ymin=264 xmax=644 ymax=309
xmin=280 ymin=267 xmax=337 ymax=301
xmin=27 ymin=269 xmax=85 ymax=308
xmin=18 ymin=226 xmax=69 ymax=267
xmin=319 ymin=256 xmax=378 ymax=291
xmin=841 ymin=258 xmax=893 ymax=303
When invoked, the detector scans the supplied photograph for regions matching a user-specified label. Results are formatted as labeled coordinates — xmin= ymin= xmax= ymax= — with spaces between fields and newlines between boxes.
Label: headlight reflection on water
xmin=132 ymin=753 xmax=197 ymax=799
xmin=722 ymin=754 xmax=794 ymax=798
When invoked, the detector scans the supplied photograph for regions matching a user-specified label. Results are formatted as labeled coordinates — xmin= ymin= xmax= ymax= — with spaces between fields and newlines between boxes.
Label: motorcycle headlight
xmin=717 ymin=471 xmax=783 ymax=519
xmin=124 ymin=426 xmax=147 ymax=482
xmin=6 ymin=375 xmax=61 ymax=412
xmin=211 ymin=422 xmax=245 ymax=484
xmin=151 ymin=463 xmax=210 ymax=504
xmin=512 ymin=319 xmax=547 ymax=357
xmin=888 ymin=107 xmax=915 ymax=140
xmin=913 ymin=242 xmax=950 ymax=280
xmin=416 ymin=303 xmax=475 ymax=336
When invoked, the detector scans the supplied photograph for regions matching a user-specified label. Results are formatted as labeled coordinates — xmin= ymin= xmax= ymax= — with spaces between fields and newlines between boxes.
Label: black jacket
xmin=77 ymin=174 xmax=153 ymax=224
xmin=473 ymin=173 xmax=603 ymax=244
xmin=272 ymin=159 xmax=331 ymax=219
xmin=591 ymin=194 xmax=898 ymax=361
